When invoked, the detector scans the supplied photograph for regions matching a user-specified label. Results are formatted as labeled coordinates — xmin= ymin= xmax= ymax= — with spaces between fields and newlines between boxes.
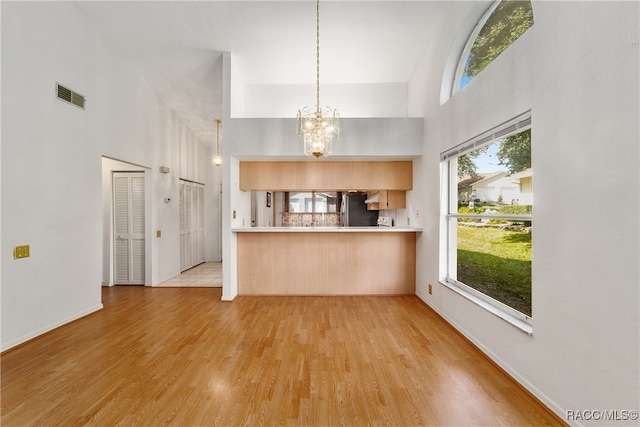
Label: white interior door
xmin=113 ymin=172 xmax=145 ymax=285
xmin=196 ymin=185 xmax=205 ymax=263
xmin=179 ymin=183 xmax=186 ymax=271
xmin=180 ymin=179 xmax=205 ymax=272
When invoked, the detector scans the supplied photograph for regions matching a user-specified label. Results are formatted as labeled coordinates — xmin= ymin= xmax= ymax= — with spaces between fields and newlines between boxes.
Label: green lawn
xmin=456 ymin=224 xmax=532 ymax=316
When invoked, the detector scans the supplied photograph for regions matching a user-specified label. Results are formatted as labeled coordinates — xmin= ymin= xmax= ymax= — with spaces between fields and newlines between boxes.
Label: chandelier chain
xmin=216 ymin=119 xmax=221 ymax=152
xmin=316 ymin=0 xmax=320 ymax=110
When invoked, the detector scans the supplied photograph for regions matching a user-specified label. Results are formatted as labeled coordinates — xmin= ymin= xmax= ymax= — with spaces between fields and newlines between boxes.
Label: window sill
xmin=439 ymin=280 xmax=533 ymax=335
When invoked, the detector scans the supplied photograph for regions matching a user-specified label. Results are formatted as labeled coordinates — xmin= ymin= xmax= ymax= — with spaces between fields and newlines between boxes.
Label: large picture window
xmin=442 ymin=112 xmax=532 ymax=327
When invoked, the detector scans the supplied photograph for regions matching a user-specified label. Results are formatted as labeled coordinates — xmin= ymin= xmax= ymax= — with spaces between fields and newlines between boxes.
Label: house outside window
xmin=441 ymin=112 xmax=533 ymax=330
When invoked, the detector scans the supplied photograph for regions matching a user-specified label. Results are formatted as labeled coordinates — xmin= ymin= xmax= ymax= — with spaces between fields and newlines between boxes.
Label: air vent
xmin=56 ymin=83 xmax=85 ymax=109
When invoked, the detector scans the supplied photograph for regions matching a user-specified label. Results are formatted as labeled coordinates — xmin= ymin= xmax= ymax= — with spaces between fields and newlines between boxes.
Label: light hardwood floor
xmin=1 ymin=287 xmax=564 ymax=426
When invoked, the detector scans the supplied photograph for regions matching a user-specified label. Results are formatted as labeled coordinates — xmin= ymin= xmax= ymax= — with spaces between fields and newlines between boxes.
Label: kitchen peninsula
xmin=236 ymin=160 xmax=420 ymax=295
xmin=234 ymin=226 xmax=421 ymax=295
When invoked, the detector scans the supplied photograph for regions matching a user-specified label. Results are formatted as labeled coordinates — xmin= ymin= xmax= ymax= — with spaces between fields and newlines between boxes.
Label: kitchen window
xmin=283 ymin=192 xmax=340 ymax=227
xmin=441 ymin=112 xmax=532 ymax=330
xmin=288 ymin=192 xmax=338 ymax=213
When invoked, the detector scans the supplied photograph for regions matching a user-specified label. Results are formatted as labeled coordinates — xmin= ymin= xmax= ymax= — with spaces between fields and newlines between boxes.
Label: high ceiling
xmin=75 ymin=1 xmax=479 ymax=143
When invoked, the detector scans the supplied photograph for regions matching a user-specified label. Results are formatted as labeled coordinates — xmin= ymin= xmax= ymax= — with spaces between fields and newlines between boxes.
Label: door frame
xmin=101 ymin=156 xmax=152 ymax=286
xmin=113 ymin=171 xmax=146 ymax=285
xmin=179 ymin=178 xmax=206 ymax=272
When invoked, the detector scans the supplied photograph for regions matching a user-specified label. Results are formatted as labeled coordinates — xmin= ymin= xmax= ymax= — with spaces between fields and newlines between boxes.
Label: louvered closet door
xmin=196 ymin=185 xmax=205 ymax=264
xmin=179 ymin=180 xmax=205 ymax=271
xmin=179 ymin=183 xmax=186 ymax=271
xmin=184 ymin=183 xmax=193 ymax=269
xmin=113 ymin=172 xmax=145 ymax=285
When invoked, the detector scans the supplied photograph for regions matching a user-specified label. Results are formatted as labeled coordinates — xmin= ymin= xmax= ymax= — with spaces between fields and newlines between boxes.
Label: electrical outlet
xmin=416 ymin=210 xmax=420 ymax=218
xmin=407 ymin=217 xmax=410 ymax=226
xmin=14 ymin=245 xmax=30 ymax=259
xmin=428 ymin=284 xmax=432 ymax=295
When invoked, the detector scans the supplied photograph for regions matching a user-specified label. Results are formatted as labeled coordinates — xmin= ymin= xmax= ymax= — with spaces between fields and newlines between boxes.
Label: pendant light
xmin=296 ymin=0 xmax=339 ymax=158
xmin=212 ymin=119 xmax=222 ymax=167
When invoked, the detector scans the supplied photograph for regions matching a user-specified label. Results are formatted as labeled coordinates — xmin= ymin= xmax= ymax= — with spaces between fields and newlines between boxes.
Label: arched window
xmin=455 ymin=0 xmax=534 ymax=91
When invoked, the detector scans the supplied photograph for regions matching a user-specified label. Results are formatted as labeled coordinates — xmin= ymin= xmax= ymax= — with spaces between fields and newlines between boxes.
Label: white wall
xmin=409 ymin=1 xmax=639 ymax=424
xmin=206 ymin=163 xmax=223 ymax=263
xmin=225 ymin=117 xmax=423 ymax=159
xmin=1 ymin=2 xmax=218 ymax=350
xmin=243 ymin=83 xmax=408 ymax=118
xmin=2 ymin=2 xmax=106 ymax=350
xmin=253 ymin=191 xmax=274 ymax=227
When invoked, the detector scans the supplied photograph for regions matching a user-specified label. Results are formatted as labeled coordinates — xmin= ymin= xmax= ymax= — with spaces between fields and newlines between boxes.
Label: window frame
xmin=452 ymin=1 xmax=499 ymax=94
xmin=287 ymin=191 xmax=337 ymax=214
xmin=452 ymin=0 xmax=534 ymax=96
xmin=440 ymin=111 xmax=533 ymax=333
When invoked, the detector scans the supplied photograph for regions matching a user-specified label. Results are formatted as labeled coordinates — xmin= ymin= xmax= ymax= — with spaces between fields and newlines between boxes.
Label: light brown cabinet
xmin=239 ymin=161 xmax=412 ymax=191
xmin=366 ymin=190 xmax=406 ymax=210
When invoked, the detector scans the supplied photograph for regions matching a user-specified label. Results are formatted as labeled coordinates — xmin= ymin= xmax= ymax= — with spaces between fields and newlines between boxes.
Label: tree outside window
xmin=444 ymin=118 xmax=533 ymax=320
xmin=459 ymin=0 xmax=534 ymax=90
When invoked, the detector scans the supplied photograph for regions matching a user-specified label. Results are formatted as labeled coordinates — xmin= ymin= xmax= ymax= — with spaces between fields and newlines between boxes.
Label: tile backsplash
xmin=282 ymin=212 xmax=340 ymax=227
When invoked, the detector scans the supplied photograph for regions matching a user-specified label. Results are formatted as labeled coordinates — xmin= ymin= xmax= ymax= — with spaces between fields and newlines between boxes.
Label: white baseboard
xmin=1 ymin=303 xmax=104 ymax=352
xmin=415 ymin=292 xmax=568 ymax=424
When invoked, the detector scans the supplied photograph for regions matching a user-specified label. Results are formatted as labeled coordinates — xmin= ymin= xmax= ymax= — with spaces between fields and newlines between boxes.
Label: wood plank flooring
xmin=1 ymin=287 xmax=564 ymax=426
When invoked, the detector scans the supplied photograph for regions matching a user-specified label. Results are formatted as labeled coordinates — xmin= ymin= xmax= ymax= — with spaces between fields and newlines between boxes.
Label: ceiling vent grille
xmin=56 ymin=83 xmax=85 ymax=109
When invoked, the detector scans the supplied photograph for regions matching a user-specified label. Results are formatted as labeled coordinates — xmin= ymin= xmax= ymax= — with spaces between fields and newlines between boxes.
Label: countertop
xmin=232 ymin=226 xmax=422 ymax=233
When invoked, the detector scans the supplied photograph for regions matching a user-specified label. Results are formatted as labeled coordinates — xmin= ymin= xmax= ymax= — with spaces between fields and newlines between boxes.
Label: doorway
xmin=113 ymin=172 xmax=146 ymax=285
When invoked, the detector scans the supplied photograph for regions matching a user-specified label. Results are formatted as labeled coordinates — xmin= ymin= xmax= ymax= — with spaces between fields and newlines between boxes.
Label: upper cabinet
xmin=366 ymin=190 xmax=406 ymax=210
xmin=239 ymin=161 xmax=413 ymax=192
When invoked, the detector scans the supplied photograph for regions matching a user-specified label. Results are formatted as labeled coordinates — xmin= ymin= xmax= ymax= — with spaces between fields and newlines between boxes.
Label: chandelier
xmin=212 ymin=119 xmax=222 ymax=167
xmin=296 ymin=0 xmax=339 ymax=158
